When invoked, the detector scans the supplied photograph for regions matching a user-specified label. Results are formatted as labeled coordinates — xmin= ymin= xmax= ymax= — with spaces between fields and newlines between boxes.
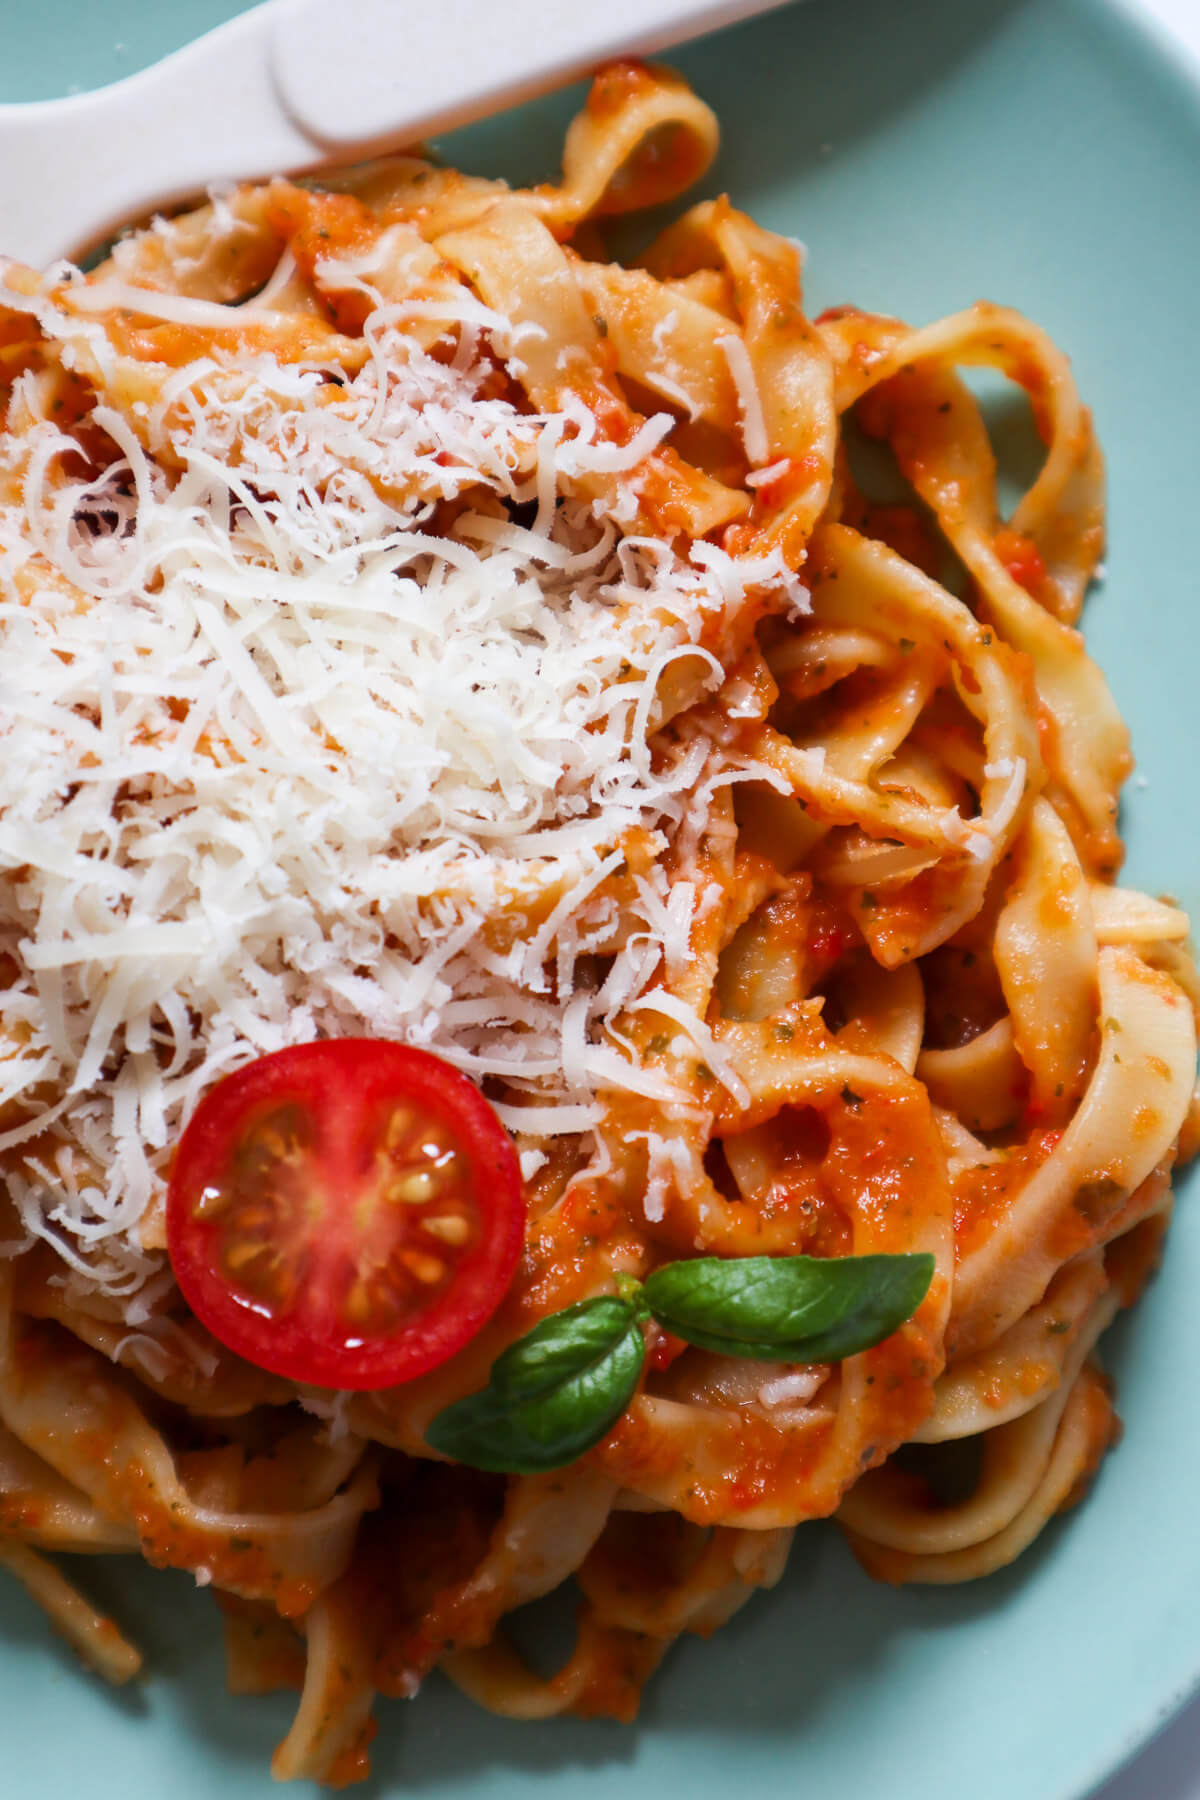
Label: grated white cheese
xmin=743 ymin=459 xmax=791 ymax=489
xmin=791 ymin=745 xmax=827 ymax=783
xmin=716 ymin=334 xmax=769 ymax=467
xmin=0 ymin=266 xmax=801 ymax=1316
xmin=959 ymin=756 xmax=1027 ymax=861
xmin=636 ymin=1127 xmax=697 ymax=1225
xmin=757 ymin=1368 xmax=827 ymax=1408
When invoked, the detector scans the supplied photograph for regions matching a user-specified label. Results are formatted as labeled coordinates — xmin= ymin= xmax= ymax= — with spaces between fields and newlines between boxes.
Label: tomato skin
xmin=166 ymin=1040 xmax=525 ymax=1392
xmin=647 ymin=1326 xmax=687 ymax=1373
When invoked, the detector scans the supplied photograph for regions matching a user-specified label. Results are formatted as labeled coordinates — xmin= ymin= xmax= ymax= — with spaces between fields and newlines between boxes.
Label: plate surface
xmin=2 ymin=2 xmax=1199 ymax=1796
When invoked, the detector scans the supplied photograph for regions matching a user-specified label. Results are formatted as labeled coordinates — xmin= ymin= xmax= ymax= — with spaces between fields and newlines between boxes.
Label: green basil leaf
xmin=642 ymin=1251 xmax=934 ymax=1363
xmin=425 ymin=1297 xmax=646 ymax=1475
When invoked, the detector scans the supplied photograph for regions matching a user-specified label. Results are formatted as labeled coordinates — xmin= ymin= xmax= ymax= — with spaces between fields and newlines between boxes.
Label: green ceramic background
xmin=1 ymin=1 xmax=1198 ymax=1796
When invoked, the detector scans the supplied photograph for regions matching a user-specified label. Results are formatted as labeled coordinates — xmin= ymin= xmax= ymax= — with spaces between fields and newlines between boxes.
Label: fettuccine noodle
xmin=0 ymin=62 xmax=1193 ymax=1784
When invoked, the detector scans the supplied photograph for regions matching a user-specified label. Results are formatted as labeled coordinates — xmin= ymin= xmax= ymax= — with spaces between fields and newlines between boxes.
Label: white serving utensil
xmin=0 ymin=0 xmax=793 ymax=269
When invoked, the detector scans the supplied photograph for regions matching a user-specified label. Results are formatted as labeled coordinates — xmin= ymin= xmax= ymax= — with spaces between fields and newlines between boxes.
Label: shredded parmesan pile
xmin=0 ymin=266 xmax=803 ymax=1319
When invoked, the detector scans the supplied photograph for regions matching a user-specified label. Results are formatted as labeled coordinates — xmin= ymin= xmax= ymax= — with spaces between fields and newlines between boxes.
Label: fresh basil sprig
xmin=642 ymin=1253 xmax=935 ymax=1363
xmin=424 ymin=1297 xmax=646 ymax=1475
xmin=426 ymin=1250 xmax=934 ymax=1475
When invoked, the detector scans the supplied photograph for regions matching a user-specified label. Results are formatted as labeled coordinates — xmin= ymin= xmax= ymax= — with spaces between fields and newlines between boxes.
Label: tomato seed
xmin=345 ymin=1279 xmax=375 ymax=1328
xmin=400 ymin=1249 xmax=445 ymax=1285
xmin=224 ymin=1241 xmax=263 ymax=1270
xmin=248 ymin=1125 xmax=296 ymax=1161
xmin=222 ymin=1241 xmax=275 ymax=1290
xmin=421 ymin=1214 xmax=471 ymax=1246
xmin=191 ymin=1185 xmax=232 ymax=1220
xmin=233 ymin=1205 xmax=276 ymax=1232
xmin=384 ymin=1106 xmax=419 ymax=1151
xmin=387 ymin=1168 xmax=439 ymax=1204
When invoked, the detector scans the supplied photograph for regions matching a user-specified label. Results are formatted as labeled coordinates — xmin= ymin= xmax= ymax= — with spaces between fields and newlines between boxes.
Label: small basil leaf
xmin=487 ymin=1297 xmax=637 ymax=1400
xmin=643 ymin=1251 xmax=935 ymax=1364
xmin=425 ymin=1297 xmax=646 ymax=1475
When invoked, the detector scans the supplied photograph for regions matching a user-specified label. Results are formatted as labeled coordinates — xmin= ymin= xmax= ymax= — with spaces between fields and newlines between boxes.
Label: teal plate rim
xmin=1 ymin=2 xmax=1199 ymax=1798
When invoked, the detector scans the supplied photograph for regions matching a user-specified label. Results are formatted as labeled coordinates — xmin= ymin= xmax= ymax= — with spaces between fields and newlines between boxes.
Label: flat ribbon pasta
xmin=0 ymin=58 xmax=1193 ymax=1788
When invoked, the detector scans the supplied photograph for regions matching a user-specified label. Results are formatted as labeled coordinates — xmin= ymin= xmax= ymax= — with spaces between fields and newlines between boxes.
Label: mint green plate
xmin=2 ymin=2 xmax=1199 ymax=1796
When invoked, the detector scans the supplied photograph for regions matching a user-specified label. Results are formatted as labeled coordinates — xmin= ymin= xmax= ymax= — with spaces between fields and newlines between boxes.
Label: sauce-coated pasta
xmin=0 ymin=62 xmax=1194 ymax=1784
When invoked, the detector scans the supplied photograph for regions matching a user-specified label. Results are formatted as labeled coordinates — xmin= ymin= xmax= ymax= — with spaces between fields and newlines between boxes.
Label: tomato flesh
xmin=166 ymin=1040 xmax=525 ymax=1390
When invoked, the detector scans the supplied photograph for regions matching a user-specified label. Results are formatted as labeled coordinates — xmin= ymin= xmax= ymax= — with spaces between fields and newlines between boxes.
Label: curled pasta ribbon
xmin=442 ymin=1511 xmax=789 ymax=1724
xmin=817 ymin=302 xmax=1125 ymax=871
xmin=0 ymin=1539 xmax=142 ymax=1684
xmin=838 ymin=1297 xmax=1119 ymax=1583
xmin=0 ymin=1423 xmax=137 ymax=1553
xmin=911 ymin=1251 xmax=1112 ymax=1442
xmin=272 ymin=1585 xmax=379 ymax=1785
xmin=750 ymin=521 xmax=1039 ymax=965
xmin=951 ymin=946 xmax=1194 ymax=1357
xmin=0 ymin=1268 xmax=379 ymax=1617
xmin=820 ymin=302 xmax=1103 ymax=618
xmin=539 ymin=60 xmax=721 ymax=224
xmin=569 ymin=1038 xmax=953 ymax=1529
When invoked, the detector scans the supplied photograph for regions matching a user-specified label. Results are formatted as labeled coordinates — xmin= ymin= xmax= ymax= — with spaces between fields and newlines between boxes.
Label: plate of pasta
xmin=2 ymin=1 xmax=1199 ymax=1798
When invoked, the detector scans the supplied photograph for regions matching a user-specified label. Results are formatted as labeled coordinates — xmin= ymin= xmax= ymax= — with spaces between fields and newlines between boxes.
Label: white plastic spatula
xmin=0 ymin=0 xmax=794 ymax=270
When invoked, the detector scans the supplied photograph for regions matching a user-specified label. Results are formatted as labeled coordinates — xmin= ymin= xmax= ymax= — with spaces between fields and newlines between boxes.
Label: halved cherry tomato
xmin=166 ymin=1040 xmax=525 ymax=1391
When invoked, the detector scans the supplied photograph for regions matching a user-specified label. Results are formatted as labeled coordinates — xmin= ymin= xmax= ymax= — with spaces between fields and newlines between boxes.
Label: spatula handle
xmin=0 ymin=6 xmax=305 ymax=268
xmin=270 ymin=0 xmax=794 ymax=147
xmin=0 ymin=0 xmax=794 ymax=269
